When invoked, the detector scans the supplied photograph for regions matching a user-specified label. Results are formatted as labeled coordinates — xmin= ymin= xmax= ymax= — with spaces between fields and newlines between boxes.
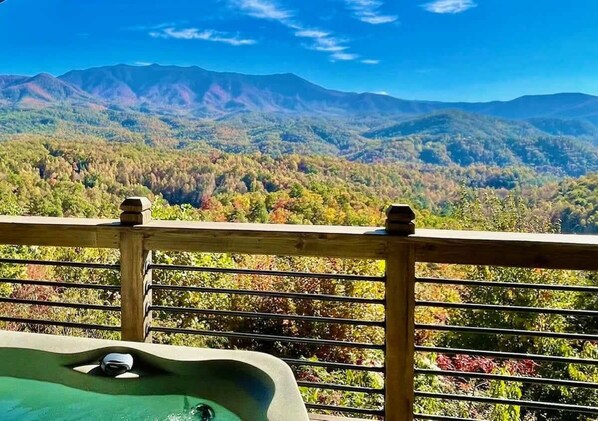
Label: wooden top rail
xmin=0 ymin=216 xmax=120 ymax=249
xmin=0 ymin=200 xmax=596 ymax=269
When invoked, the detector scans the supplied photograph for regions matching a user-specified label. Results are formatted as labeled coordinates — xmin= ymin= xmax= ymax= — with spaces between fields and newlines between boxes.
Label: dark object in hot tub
xmin=192 ymin=404 xmax=215 ymax=420
xmin=100 ymin=353 xmax=134 ymax=376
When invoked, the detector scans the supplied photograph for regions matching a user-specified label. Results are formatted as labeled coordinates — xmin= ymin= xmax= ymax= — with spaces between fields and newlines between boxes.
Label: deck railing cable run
xmin=416 ymin=324 xmax=598 ymax=341
xmin=150 ymin=326 xmax=384 ymax=349
xmin=416 ymin=346 xmax=598 ymax=366
xmin=151 ymin=305 xmax=383 ymax=327
xmin=282 ymin=358 xmax=385 ymax=373
xmin=296 ymin=381 xmax=384 ymax=394
xmin=416 ymin=300 xmax=598 ymax=317
xmin=413 ymin=415 xmax=478 ymax=421
xmin=415 ymin=391 xmax=598 ymax=415
xmin=0 ymin=316 xmax=119 ymax=332
xmin=0 ymin=258 xmax=119 ymax=270
xmin=149 ymin=264 xmax=385 ymax=282
xmin=0 ymin=278 xmax=120 ymax=291
xmin=417 ymin=277 xmax=598 ymax=293
xmin=151 ymin=284 xmax=383 ymax=304
xmin=0 ymin=297 xmax=119 ymax=311
xmin=415 ymin=368 xmax=598 ymax=389
xmin=304 ymin=403 xmax=384 ymax=416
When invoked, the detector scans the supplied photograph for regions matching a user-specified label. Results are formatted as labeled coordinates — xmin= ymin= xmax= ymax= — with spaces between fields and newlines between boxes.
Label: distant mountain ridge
xmin=0 ymin=73 xmax=96 ymax=108
xmin=1 ymin=64 xmax=598 ymax=125
xmin=58 ymin=64 xmax=441 ymax=116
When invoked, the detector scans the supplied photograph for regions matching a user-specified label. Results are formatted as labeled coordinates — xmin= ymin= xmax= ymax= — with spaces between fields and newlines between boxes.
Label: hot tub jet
xmin=100 ymin=353 xmax=134 ymax=377
xmin=192 ymin=404 xmax=215 ymax=420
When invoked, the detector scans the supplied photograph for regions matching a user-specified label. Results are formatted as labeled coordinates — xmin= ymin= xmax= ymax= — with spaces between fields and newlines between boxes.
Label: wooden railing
xmin=0 ymin=197 xmax=596 ymax=420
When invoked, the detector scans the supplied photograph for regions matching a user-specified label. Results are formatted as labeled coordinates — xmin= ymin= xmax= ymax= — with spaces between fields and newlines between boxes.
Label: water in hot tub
xmin=0 ymin=376 xmax=242 ymax=420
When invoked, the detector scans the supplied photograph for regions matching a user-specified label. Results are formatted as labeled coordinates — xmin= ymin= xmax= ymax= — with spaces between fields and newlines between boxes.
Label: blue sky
xmin=1 ymin=0 xmax=598 ymax=101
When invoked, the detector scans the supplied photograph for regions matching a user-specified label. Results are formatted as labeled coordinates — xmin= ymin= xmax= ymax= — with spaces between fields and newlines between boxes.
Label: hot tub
xmin=0 ymin=331 xmax=309 ymax=420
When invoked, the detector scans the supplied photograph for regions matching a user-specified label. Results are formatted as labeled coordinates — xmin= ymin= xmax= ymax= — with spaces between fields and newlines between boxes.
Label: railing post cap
xmin=120 ymin=197 xmax=152 ymax=213
xmin=120 ymin=197 xmax=152 ymax=226
xmin=386 ymin=204 xmax=415 ymax=221
xmin=385 ymin=204 xmax=415 ymax=235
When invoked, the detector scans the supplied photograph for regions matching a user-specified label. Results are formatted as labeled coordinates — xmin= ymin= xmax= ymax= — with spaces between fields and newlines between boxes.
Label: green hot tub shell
xmin=0 ymin=331 xmax=309 ymax=420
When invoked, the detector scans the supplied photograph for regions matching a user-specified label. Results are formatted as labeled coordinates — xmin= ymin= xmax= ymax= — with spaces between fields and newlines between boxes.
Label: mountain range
xmin=2 ymin=64 xmax=598 ymax=177
xmin=2 ymin=64 xmax=598 ymax=125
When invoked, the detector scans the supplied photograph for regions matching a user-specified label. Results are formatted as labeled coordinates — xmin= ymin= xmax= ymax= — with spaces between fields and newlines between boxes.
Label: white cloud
xmin=331 ymin=52 xmax=359 ymax=61
xmin=306 ymin=36 xmax=349 ymax=53
xmin=361 ymin=59 xmax=380 ymax=65
xmin=374 ymin=91 xmax=389 ymax=95
xmin=421 ymin=0 xmax=477 ymax=14
xmin=344 ymin=0 xmax=398 ymax=24
xmin=150 ymin=27 xmax=256 ymax=46
xmin=234 ymin=0 xmax=292 ymax=21
xmin=295 ymin=29 xmax=330 ymax=39
xmin=361 ymin=15 xmax=397 ymax=24
xmin=134 ymin=61 xmax=153 ymax=66
xmin=231 ymin=0 xmax=360 ymax=62
xmin=294 ymin=27 xmax=351 ymax=55
xmin=126 ymin=22 xmax=183 ymax=31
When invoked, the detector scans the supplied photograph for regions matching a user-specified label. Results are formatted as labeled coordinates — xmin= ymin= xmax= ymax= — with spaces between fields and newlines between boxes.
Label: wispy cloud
xmin=295 ymin=29 xmax=330 ymax=39
xmin=231 ymin=0 xmax=360 ymax=62
xmin=361 ymin=59 xmax=380 ymax=65
xmin=149 ymin=27 xmax=256 ymax=46
xmin=296 ymin=30 xmax=349 ymax=53
xmin=421 ymin=0 xmax=477 ymax=14
xmin=125 ymin=22 xmax=183 ymax=31
xmin=134 ymin=61 xmax=153 ymax=66
xmin=331 ymin=52 xmax=359 ymax=61
xmin=344 ymin=0 xmax=397 ymax=24
xmin=234 ymin=0 xmax=292 ymax=21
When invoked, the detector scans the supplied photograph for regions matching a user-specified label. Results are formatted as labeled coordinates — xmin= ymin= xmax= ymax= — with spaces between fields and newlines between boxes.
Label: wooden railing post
xmin=119 ymin=197 xmax=152 ymax=342
xmin=385 ymin=204 xmax=416 ymax=421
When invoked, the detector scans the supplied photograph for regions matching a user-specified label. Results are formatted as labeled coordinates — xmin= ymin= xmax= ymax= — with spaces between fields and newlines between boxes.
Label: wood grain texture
xmin=0 ymin=216 xmax=120 ymax=248
xmin=138 ymin=221 xmax=389 ymax=259
xmin=0 ymin=217 xmax=595 ymax=269
xmin=120 ymin=231 xmax=152 ymax=342
xmin=410 ymin=229 xmax=598 ymax=270
xmin=385 ymin=241 xmax=416 ymax=421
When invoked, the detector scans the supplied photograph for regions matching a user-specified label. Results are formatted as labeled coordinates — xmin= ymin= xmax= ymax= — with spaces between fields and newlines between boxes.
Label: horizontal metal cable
xmin=150 ymin=326 xmax=384 ymax=349
xmin=0 ymin=258 xmax=119 ymax=270
xmin=416 ymin=324 xmax=598 ymax=341
xmin=304 ymin=403 xmax=384 ymax=416
xmin=415 ymin=369 xmax=598 ymax=389
xmin=150 ymin=264 xmax=385 ymax=282
xmin=297 ymin=381 xmax=384 ymax=394
xmin=0 ymin=278 xmax=120 ymax=291
xmin=416 ymin=346 xmax=598 ymax=366
xmin=414 ymin=415 xmax=478 ymax=421
xmin=282 ymin=358 xmax=385 ymax=372
xmin=416 ymin=301 xmax=598 ymax=317
xmin=151 ymin=284 xmax=383 ymax=304
xmin=0 ymin=316 xmax=119 ymax=331
xmin=415 ymin=391 xmax=598 ymax=415
xmin=151 ymin=306 xmax=383 ymax=327
xmin=417 ymin=277 xmax=598 ymax=293
xmin=0 ymin=297 xmax=119 ymax=311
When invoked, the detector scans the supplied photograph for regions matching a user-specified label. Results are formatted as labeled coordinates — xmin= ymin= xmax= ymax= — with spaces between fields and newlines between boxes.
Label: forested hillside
xmin=0 ymin=138 xmax=593 ymax=233
xmin=2 ymin=107 xmax=598 ymax=176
